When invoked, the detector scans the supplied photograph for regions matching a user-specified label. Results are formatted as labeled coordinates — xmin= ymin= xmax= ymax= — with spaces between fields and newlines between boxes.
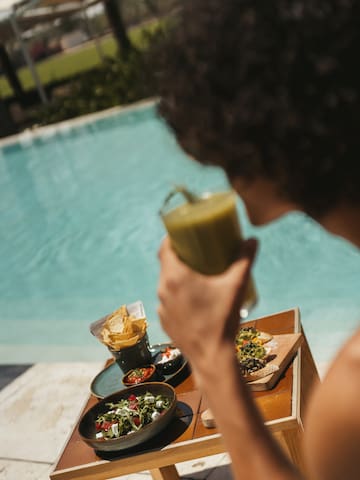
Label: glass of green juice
xmin=160 ymin=186 xmax=257 ymax=317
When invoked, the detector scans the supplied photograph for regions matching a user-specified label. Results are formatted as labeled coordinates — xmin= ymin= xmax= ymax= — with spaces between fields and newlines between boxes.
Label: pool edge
xmin=0 ymin=97 xmax=158 ymax=148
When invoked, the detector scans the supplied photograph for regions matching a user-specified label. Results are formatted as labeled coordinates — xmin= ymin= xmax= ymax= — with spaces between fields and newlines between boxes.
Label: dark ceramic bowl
xmin=122 ymin=364 xmax=157 ymax=387
xmin=154 ymin=348 xmax=183 ymax=374
xmin=78 ymin=382 xmax=177 ymax=453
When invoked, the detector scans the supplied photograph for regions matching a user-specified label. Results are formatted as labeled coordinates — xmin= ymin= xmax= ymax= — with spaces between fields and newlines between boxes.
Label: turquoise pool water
xmin=1 ymin=102 xmax=359 ymax=365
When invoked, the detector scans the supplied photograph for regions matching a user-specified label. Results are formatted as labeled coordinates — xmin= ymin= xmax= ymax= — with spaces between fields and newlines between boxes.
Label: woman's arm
xmin=157 ymin=237 xmax=301 ymax=480
xmin=303 ymin=329 xmax=360 ymax=480
xmin=194 ymin=341 xmax=302 ymax=479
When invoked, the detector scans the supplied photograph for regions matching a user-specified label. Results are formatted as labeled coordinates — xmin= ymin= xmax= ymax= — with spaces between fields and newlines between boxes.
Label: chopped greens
xmin=236 ymin=339 xmax=268 ymax=376
xmin=237 ymin=341 xmax=266 ymax=360
xmin=238 ymin=357 xmax=267 ymax=376
xmin=95 ymin=392 xmax=171 ymax=440
xmin=235 ymin=326 xmax=260 ymax=344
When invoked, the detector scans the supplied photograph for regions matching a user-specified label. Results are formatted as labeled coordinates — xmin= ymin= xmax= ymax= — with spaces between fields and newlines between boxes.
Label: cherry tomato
xmin=101 ymin=421 xmax=115 ymax=431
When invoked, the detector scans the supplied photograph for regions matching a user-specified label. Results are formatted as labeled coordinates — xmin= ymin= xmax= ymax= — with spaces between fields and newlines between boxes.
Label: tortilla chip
xmin=258 ymin=331 xmax=273 ymax=344
xmin=100 ymin=304 xmax=147 ymax=350
xmin=110 ymin=334 xmax=139 ymax=350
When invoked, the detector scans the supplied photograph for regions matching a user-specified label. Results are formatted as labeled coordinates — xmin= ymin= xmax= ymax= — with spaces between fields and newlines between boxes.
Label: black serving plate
xmin=91 ymin=343 xmax=189 ymax=400
xmin=79 ymin=382 xmax=177 ymax=452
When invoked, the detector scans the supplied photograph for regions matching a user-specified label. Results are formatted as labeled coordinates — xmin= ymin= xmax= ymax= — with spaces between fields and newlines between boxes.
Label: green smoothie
xmin=162 ymin=191 xmax=241 ymax=274
xmin=160 ymin=189 xmax=257 ymax=314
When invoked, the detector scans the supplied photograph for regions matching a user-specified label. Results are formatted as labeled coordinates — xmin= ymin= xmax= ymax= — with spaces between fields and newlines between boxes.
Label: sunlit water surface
xmin=0 ymin=102 xmax=359 ymax=364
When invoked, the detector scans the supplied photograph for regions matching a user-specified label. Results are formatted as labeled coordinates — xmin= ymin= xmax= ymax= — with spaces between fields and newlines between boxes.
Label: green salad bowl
xmin=78 ymin=382 xmax=177 ymax=453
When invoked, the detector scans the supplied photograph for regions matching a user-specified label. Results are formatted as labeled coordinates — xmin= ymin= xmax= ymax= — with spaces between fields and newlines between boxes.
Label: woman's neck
xmin=319 ymin=204 xmax=360 ymax=249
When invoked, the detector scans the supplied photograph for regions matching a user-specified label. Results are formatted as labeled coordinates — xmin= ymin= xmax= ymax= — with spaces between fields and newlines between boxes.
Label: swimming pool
xmin=1 ymin=101 xmax=359 ymax=365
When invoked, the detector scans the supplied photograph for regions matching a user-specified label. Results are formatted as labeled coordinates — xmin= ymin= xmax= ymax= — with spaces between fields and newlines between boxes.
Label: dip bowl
xmin=154 ymin=346 xmax=183 ymax=374
xmin=122 ymin=364 xmax=157 ymax=386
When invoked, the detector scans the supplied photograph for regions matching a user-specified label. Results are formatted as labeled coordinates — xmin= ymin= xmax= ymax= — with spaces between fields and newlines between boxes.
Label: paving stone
xmin=0 ymin=459 xmax=53 ymax=480
xmin=0 ymin=362 xmax=102 ymax=464
xmin=177 ymin=453 xmax=231 ymax=479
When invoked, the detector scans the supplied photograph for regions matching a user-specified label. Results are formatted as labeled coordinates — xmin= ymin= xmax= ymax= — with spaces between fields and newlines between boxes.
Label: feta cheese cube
xmin=111 ymin=423 xmax=119 ymax=436
xmin=145 ymin=395 xmax=155 ymax=403
xmin=151 ymin=411 xmax=161 ymax=420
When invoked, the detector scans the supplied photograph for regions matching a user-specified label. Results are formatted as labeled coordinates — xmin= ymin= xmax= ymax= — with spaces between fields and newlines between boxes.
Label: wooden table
xmin=50 ymin=308 xmax=319 ymax=480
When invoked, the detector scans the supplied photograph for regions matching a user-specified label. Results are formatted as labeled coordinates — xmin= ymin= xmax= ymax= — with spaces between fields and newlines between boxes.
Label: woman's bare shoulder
xmin=327 ymin=328 xmax=360 ymax=380
xmin=303 ymin=328 xmax=360 ymax=480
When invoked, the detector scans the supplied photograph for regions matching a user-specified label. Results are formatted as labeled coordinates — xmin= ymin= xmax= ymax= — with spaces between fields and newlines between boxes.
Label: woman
xmin=156 ymin=1 xmax=360 ymax=479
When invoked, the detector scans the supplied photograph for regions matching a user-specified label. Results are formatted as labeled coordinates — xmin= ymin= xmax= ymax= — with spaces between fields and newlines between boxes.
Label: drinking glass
xmin=160 ymin=187 xmax=257 ymax=317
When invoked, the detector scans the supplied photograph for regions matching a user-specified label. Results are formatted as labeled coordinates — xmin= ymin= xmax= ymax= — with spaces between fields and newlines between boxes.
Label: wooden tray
xmin=247 ymin=333 xmax=303 ymax=391
xmin=201 ymin=332 xmax=303 ymax=428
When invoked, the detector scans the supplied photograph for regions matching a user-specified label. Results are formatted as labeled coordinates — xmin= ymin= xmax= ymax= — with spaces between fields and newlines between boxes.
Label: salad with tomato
xmin=95 ymin=392 xmax=171 ymax=440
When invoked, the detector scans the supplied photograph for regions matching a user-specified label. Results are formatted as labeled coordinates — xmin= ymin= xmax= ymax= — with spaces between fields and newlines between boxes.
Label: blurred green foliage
xmin=0 ymin=19 xmax=162 ymax=99
xmin=31 ymin=24 xmax=165 ymax=125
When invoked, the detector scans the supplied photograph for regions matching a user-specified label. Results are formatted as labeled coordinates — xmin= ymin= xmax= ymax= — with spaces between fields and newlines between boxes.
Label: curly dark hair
xmin=156 ymin=0 xmax=360 ymax=217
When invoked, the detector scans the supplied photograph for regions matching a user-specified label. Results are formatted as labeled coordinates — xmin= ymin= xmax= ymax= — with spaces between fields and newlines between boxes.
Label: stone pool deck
xmin=0 ymin=363 xmax=234 ymax=480
xmin=0 ymin=362 xmax=328 ymax=480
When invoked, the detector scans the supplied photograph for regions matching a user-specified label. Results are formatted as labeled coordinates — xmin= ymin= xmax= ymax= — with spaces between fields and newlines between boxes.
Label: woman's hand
xmin=157 ymin=236 xmax=258 ymax=370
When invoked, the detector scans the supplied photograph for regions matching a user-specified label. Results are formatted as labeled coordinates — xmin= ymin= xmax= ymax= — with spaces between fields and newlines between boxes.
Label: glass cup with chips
xmin=108 ymin=334 xmax=152 ymax=373
xmin=91 ymin=302 xmax=152 ymax=374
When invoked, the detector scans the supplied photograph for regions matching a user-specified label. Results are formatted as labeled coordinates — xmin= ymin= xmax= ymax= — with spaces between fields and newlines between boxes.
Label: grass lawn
xmin=0 ymin=20 xmax=160 ymax=99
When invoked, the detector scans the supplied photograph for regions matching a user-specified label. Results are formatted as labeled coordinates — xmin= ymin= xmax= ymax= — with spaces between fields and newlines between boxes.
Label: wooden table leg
xmin=300 ymin=327 xmax=320 ymax=424
xmin=150 ymin=465 xmax=180 ymax=480
xmin=275 ymin=425 xmax=305 ymax=474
